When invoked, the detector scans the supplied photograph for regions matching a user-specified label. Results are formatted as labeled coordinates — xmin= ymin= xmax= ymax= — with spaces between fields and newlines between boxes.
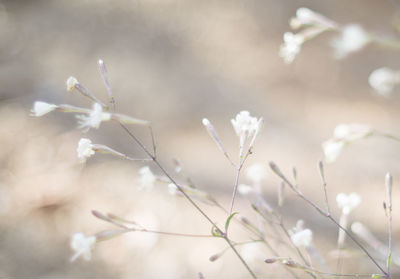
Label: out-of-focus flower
xmin=30 ymin=101 xmax=58 ymax=117
xmin=279 ymin=32 xmax=305 ymax=64
xmin=238 ymin=184 xmax=252 ymax=196
xmin=368 ymin=67 xmax=400 ymax=96
xmin=290 ymin=228 xmax=313 ymax=248
xmin=70 ymin=233 xmax=96 ymax=261
xmin=246 ymin=164 xmax=267 ymax=184
xmin=332 ymin=24 xmax=370 ymax=59
xmin=336 ymin=192 xmax=361 ymax=215
xmin=290 ymin=7 xmax=337 ymax=30
xmin=322 ymin=139 xmax=344 ymax=163
xmin=138 ymin=166 xmax=156 ymax=190
xmin=333 ymin=123 xmax=372 ymax=141
xmin=77 ymin=138 xmax=95 ymax=163
xmin=168 ymin=183 xmax=178 ymax=195
xmin=77 ymin=138 xmax=95 ymax=162
xmin=76 ymin=103 xmax=111 ymax=131
xmin=66 ymin=76 xmax=79 ymax=92
xmin=322 ymin=123 xmax=372 ymax=163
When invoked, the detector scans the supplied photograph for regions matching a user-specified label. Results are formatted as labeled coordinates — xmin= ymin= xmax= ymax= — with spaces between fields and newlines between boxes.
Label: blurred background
xmin=1 ymin=0 xmax=400 ymax=278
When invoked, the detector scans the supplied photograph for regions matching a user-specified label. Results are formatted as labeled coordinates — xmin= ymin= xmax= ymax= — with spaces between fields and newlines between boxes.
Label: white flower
xmin=336 ymin=192 xmax=361 ymax=215
xmin=369 ymin=67 xmax=400 ymax=96
xmin=30 ymin=101 xmax=58 ymax=117
xmin=77 ymin=138 xmax=95 ymax=163
xmin=231 ymin=111 xmax=260 ymax=146
xmin=322 ymin=139 xmax=344 ymax=163
xmin=66 ymin=76 xmax=79 ymax=92
xmin=333 ymin=124 xmax=372 ymax=141
xmin=70 ymin=233 xmax=96 ymax=261
xmin=332 ymin=24 xmax=370 ymax=59
xmin=168 ymin=183 xmax=178 ymax=195
xmin=322 ymin=123 xmax=372 ymax=163
xmin=138 ymin=166 xmax=156 ymax=190
xmin=279 ymin=32 xmax=305 ymax=64
xmin=76 ymin=103 xmax=111 ymax=131
xmin=290 ymin=8 xmax=320 ymax=29
xmin=238 ymin=184 xmax=252 ymax=196
xmin=246 ymin=164 xmax=267 ymax=183
xmin=290 ymin=228 xmax=313 ymax=247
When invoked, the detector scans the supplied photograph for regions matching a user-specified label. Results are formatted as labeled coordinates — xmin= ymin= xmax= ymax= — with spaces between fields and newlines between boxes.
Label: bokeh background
xmin=1 ymin=0 xmax=400 ymax=278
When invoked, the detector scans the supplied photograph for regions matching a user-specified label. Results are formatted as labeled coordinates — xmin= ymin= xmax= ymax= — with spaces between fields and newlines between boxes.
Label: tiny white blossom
xmin=231 ymin=111 xmax=260 ymax=146
xmin=332 ymin=24 xmax=370 ymax=59
xmin=77 ymin=138 xmax=95 ymax=163
xmin=76 ymin=103 xmax=111 ymax=131
xmin=290 ymin=8 xmax=319 ymax=29
xmin=66 ymin=76 xmax=79 ymax=92
xmin=70 ymin=233 xmax=96 ymax=261
xmin=369 ymin=67 xmax=400 ymax=96
xmin=238 ymin=184 xmax=252 ymax=196
xmin=322 ymin=139 xmax=344 ymax=163
xmin=246 ymin=164 xmax=267 ymax=183
xmin=138 ymin=166 xmax=156 ymax=190
xmin=279 ymin=32 xmax=305 ymax=64
xmin=336 ymin=192 xmax=361 ymax=215
xmin=333 ymin=124 xmax=372 ymax=141
xmin=168 ymin=183 xmax=178 ymax=195
xmin=30 ymin=101 xmax=58 ymax=117
xmin=290 ymin=228 xmax=313 ymax=247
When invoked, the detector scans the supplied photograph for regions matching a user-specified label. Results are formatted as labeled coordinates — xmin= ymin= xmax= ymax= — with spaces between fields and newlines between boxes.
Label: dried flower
xmin=290 ymin=228 xmax=313 ymax=247
xmin=336 ymin=192 xmax=361 ymax=215
xmin=332 ymin=24 xmax=370 ymax=59
xmin=76 ymin=103 xmax=111 ymax=131
xmin=368 ymin=67 xmax=400 ymax=96
xmin=138 ymin=166 xmax=156 ymax=190
xmin=77 ymin=138 xmax=95 ymax=163
xmin=70 ymin=232 xmax=96 ymax=261
xmin=66 ymin=76 xmax=79 ymax=92
xmin=30 ymin=101 xmax=58 ymax=117
xmin=279 ymin=32 xmax=305 ymax=64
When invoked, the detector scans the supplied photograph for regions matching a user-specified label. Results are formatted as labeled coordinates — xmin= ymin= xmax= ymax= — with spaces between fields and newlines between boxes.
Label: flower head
xmin=368 ymin=67 xmax=400 ymax=96
xmin=138 ymin=166 xmax=156 ymax=190
xmin=238 ymin=184 xmax=253 ymax=196
xmin=30 ymin=101 xmax=58 ymax=117
xmin=70 ymin=232 xmax=96 ymax=261
xmin=279 ymin=32 xmax=305 ymax=64
xmin=322 ymin=139 xmax=344 ymax=163
xmin=290 ymin=7 xmax=337 ymax=30
xmin=290 ymin=228 xmax=313 ymax=248
xmin=76 ymin=103 xmax=111 ymax=131
xmin=332 ymin=24 xmax=370 ymax=59
xmin=77 ymin=138 xmax=95 ymax=163
xmin=336 ymin=192 xmax=361 ymax=215
xmin=231 ymin=111 xmax=261 ymax=148
xmin=66 ymin=76 xmax=79 ymax=92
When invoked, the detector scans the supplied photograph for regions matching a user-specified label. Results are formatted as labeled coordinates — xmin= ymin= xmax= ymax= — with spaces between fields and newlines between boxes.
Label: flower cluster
xmin=70 ymin=233 xmax=96 ymax=261
xmin=289 ymin=220 xmax=313 ymax=248
xmin=280 ymin=7 xmax=338 ymax=64
xmin=322 ymin=123 xmax=372 ymax=163
xmin=332 ymin=24 xmax=370 ymax=59
xmin=336 ymin=192 xmax=361 ymax=215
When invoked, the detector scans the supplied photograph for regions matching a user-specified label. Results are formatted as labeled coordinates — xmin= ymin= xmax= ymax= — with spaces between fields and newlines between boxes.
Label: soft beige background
xmin=0 ymin=0 xmax=399 ymax=278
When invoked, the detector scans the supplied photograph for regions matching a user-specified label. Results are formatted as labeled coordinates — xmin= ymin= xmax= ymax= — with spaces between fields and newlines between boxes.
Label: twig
xmin=269 ymin=161 xmax=389 ymax=277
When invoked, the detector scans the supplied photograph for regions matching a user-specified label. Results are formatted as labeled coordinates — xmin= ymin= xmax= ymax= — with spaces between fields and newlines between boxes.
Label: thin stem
xmin=138 ymin=229 xmax=214 ymax=238
xmin=269 ymin=161 xmax=389 ymax=277
xmin=119 ymin=123 xmax=258 ymax=278
xmin=318 ymin=161 xmax=331 ymax=214
xmin=224 ymin=236 xmax=258 ymax=279
xmin=229 ymin=165 xmax=242 ymax=216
